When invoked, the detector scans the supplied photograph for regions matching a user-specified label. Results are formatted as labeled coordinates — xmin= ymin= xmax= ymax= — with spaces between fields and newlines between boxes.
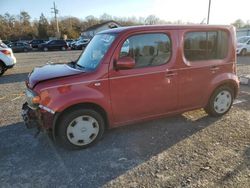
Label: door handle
xmin=210 ymin=66 xmax=220 ymax=71
xmin=165 ymin=70 xmax=177 ymax=77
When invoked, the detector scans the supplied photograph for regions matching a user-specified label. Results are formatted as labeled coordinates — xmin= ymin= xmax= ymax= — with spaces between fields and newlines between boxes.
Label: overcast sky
xmin=0 ymin=0 xmax=249 ymax=24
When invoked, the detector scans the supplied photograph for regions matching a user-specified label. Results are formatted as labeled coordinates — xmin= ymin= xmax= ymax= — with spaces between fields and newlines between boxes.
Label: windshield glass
xmin=76 ymin=34 xmax=116 ymax=70
xmin=237 ymin=37 xmax=250 ymax=43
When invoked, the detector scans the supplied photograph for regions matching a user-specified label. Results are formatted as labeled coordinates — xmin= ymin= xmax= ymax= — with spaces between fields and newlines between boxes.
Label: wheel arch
xmin=212 ymin=80 xmax=239 ymax=99
xmin=208 ymin=73 xmax=239 ymax=100
xmin=204 ymin=79 xmax=239 ymax=109
xmin=52 ymin=102 xmax=109 ymax=139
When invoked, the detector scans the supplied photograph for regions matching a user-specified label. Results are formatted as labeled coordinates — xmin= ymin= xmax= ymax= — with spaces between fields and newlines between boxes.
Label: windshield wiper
xmin=75 ymin=63 xmax=85 ymax=69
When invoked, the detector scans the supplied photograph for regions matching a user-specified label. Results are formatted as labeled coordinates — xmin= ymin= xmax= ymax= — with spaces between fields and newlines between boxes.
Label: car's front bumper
xmin=22 ymin=102 xmax=54 ymax=129
xmin=22 ymin=102 xmax=41 ymax=129
xmin=1 ymin=55 xmax=16 ymax=67
xmin=6 ymin=64 xmax=15 ymax=69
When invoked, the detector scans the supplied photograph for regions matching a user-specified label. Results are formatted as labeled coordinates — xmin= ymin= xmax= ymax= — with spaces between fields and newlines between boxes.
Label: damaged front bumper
xmin=21 ymin=102 xmax=54 ymax=130
xmin=22 ymin=102 xmax=41 ymax=129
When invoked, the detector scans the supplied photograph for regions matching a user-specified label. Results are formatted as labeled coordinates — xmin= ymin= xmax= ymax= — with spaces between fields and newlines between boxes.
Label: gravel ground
xmin=0 ymin=51 xmax=249 ymax=187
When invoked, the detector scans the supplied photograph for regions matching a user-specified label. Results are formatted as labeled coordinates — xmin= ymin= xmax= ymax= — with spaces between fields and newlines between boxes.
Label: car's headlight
xmin=25 ymin=89 xmax=40 ymax=109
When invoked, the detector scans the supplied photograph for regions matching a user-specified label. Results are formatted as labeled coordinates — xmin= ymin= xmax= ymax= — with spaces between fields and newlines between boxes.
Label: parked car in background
xmin=236 ymin=36 xmax=250 ymax=56
xmin=72 ymin=38 xmax=90 ymax=50
xmin=0 ymin=41 xmax=16 ymax=76
xmin=8 ymin=42 xmax=32 ymax=53
xmin=22 ymin=25 xmax=239 ymax=149
xmin=38 ymin=40 xmax=68 ymax=51
xmin=29 ymin=39 xmax=45 ymax=48
xmin=68 ymin=39 xmax=77 ymax=48
xmin=66 ymin=39 xmax=74 ymax=47
xmin=2 ymin=40 xmax=11 ymax=45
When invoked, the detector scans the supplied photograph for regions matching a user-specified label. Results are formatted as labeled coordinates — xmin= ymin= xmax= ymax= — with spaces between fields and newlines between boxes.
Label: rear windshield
xmin=184 ymin=30 xmax=229 ymax=61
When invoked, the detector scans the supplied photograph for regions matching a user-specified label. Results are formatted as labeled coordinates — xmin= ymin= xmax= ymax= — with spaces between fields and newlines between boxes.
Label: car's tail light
xmin=0 ymin=50 xmax=11 ymax=56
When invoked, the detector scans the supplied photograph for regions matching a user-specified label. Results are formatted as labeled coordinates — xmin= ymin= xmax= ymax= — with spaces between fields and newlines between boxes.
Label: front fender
xmin=38 ymin=82 xmax=111 ymax=114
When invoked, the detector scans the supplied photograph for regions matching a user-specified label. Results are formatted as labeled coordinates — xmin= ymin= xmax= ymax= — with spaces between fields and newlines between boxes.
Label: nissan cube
xmin=22 ymin=25 xmax=239 ymax=149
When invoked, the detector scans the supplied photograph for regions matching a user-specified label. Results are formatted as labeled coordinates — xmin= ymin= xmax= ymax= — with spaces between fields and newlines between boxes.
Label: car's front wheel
xmin=205 ymin=85 xmax=234 ymax=117
xmin=43 ymin=47 xmax=48 ymax=52
xmin=57 ymin=108 xmax=105 ymax=149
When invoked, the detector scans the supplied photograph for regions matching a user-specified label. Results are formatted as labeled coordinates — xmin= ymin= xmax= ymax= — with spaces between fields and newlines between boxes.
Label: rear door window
xmin=184 ymin=31 xmax=228 ymax=61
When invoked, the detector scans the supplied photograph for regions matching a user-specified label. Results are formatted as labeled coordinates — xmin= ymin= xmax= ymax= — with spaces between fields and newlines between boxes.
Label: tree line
xmin=0 ymin=12 xmax=169 ymax=41
xmin=0 ymin=11 xmax=249 ymax=41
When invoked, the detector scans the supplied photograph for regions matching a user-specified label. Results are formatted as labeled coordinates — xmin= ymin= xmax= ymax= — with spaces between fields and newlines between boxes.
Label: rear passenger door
xmin=109 ymin=32 xmax=178 ymax=124
xmin=179 ymin=30 xmax=229 ymax=109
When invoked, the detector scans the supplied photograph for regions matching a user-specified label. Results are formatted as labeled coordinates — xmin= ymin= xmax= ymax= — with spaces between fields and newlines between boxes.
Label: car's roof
xmin=99 ymin=24 xmax=234 ymax=35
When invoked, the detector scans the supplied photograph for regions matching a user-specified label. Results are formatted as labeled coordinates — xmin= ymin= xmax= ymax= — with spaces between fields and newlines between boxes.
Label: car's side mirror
xmin=115 ymin=56 xmax=135 ymax=70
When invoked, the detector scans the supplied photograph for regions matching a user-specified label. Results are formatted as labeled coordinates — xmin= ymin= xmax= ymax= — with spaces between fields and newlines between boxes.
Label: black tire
xmin=204 ymin=85 xmax=234 ymax=117
xmin=240 ymin=48 xmax=247 ymax=56
xmin=56 ymin=108 xmax=105 ymax=150
xmin=0 ymin=62 xmax=6 ymax=76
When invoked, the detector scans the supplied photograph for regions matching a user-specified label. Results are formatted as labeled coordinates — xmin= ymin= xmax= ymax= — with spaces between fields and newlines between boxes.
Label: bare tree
xmin=145 ymin=15 xmax=159 ymax=25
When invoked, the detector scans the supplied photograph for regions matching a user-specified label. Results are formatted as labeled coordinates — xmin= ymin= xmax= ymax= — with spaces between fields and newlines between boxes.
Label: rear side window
xmin=119 ymin=33 xmax=171 ymax=68
xmin=184 ymin=31 xmax=228 ymax=61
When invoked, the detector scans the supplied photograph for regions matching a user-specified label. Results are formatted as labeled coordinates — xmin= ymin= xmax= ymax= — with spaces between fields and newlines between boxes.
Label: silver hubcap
xmin=214 ymin=90 xmax=232 ymax=114
xmin=66 ymin=115 xmax=99 ymax=146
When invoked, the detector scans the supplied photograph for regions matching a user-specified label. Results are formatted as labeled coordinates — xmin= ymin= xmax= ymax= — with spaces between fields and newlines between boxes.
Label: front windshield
xmin=76 ymin=34 xmax=116 ymax=70
xmin=237 ymin=37 xmax=250 ymax=43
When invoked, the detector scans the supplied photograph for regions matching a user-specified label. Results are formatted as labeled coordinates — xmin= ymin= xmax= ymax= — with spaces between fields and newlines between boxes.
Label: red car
xmin=22 ymin=25 xmax=239 ymax=149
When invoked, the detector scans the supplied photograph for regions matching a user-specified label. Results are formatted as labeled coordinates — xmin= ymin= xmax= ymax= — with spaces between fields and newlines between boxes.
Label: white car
xmin=0 ymin=41 xmax=16 ymax=76
xmin=236 ymin=36 xmax=250 ymax=56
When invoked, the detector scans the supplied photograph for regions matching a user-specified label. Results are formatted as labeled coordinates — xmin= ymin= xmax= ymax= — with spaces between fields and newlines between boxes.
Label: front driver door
xmin=109 ymin=32 xmax=178 ymax=125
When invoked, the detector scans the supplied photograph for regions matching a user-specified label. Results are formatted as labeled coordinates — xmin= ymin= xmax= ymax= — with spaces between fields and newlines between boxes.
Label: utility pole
xmin=207 ymin=0 xmax=211 ymax=24
xmin=51 ymin=1 xmax=60 ymax=38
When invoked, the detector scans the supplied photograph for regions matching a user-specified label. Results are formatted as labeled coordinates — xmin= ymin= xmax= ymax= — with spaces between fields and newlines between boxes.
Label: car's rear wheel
xmin=240 ymin=48 xmax=247 ymax=56
xmin=43 ymin=47 xmax=48 ymax=52
xmin=57 ymin=108 xmax=105 ymax=149
xmin=205 ymin=85 xmax=234 ymax=117
xmin=0 ymin=62 xmax=6 ymax=76
xmin=61 ymin=46 xmax=66 ymax=51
